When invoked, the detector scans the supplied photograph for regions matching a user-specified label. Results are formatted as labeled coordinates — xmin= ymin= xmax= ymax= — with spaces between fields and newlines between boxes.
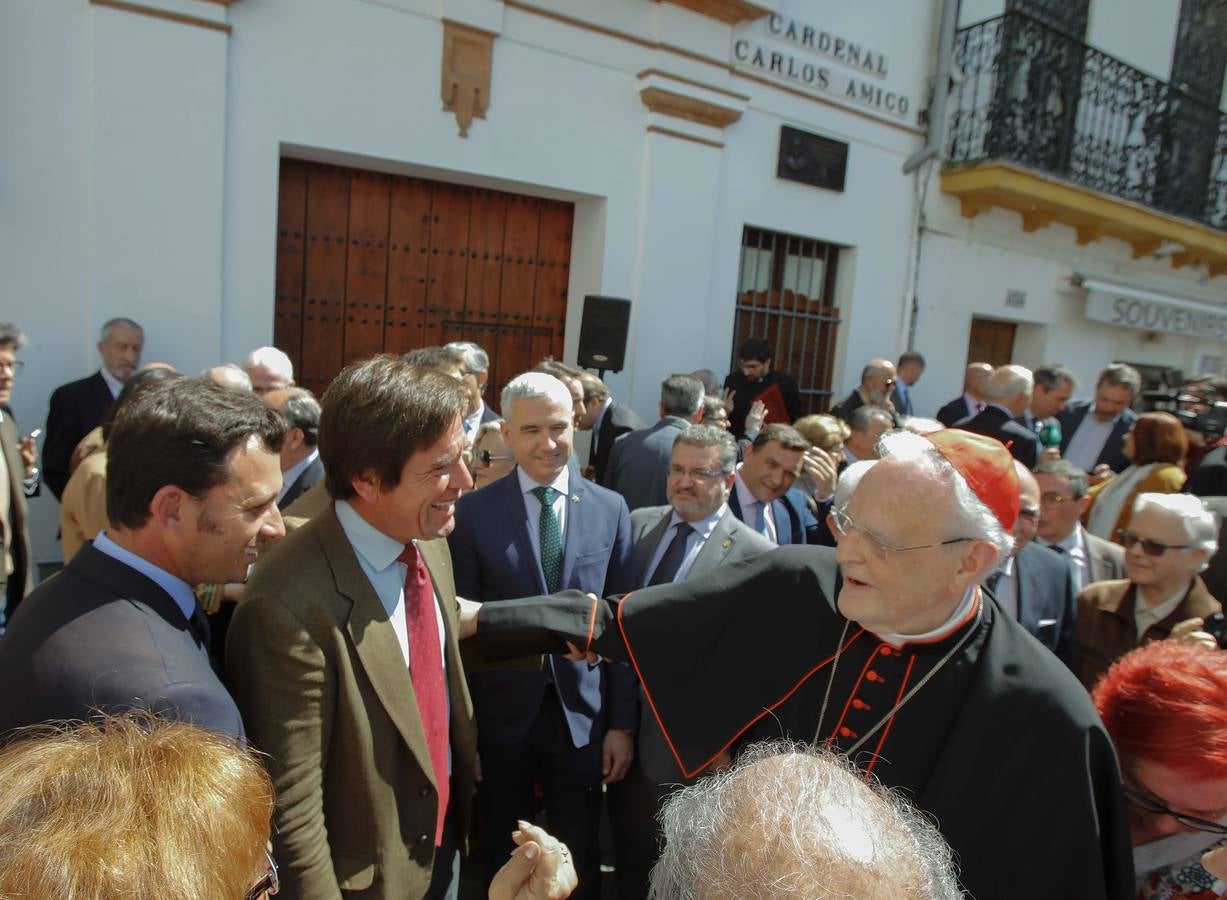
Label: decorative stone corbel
xmin=441 ymin=21 xmax=495 ymax=137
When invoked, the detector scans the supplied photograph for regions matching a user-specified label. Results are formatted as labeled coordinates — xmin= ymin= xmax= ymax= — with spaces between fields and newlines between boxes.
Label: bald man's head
xmin=965 ymin=362 xmax=993 ymax=400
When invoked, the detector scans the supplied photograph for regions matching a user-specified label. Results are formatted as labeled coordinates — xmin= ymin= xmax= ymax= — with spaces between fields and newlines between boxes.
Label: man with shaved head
xmin=956 ymin=364 xmax=1041 ymax=468
xmin=936 ymin=361 xmax=993 ymax=427
xmin=829 ymin=358 xmax=897 ymax=423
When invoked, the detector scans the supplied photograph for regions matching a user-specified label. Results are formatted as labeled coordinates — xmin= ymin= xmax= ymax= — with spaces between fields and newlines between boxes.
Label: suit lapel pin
xmin=722 ymin=538 xmax=733 ymax=549
xmin=570 ymin=494 xmax=579 ymax=503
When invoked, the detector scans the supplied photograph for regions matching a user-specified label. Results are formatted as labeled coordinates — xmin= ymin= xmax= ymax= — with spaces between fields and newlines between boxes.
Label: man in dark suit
xmin=228 ymin=357 xmax=477 ymax=899
xmin=446 ymin=341 xmax=501 ymax=444
xmin=889 ymin=351 xmax=925 ymax=417
xmin=579 ymin=372 xmax=647 ymax=484
xmin=0 ymin=377 xmax=287 ymax=741
xmin=0 ymin=324 xmax=37 ymax=631
xmin=955 ymin=365 xmax=1040 ymax=469
xmin=935 ymin=361 xmax=992 ymax=427
xmin=1057 ymin=363 xmax=1141 ymax=475
xmin=448 ymin=371 xmax=635 ymax=897
xmin=610 ymin=423 xmax=775 ymax=898
xmin=1033 ymin=459 xmax=1124 ymax=592
xmin=986 ymin=463 xmax=1077 ymax=659
xmin=603 ymin=374 xmax=704 ymax=510
xmin=264 ymin=387 xmax=324 ymax=510
xmin=722 ymin=337 xmax=803 ymax=437
xmin=728 ymin=423 xmax=821 ymax=544
xmin=1019 ymin=363 xmax=1076 ymax=435
xmin=43 ymin=317 xmax=144 ymax=499
xmin=828 ymin=358 xmax=897 ymax=423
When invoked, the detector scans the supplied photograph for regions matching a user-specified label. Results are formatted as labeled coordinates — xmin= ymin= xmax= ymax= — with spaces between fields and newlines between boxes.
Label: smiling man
xmin=728 ymin=423 xmax=821 ymax=544
xmin=447 ymin=371 xmax=634 ymax=898
xmin=227 ymin=355 xmax=477 ymax=900
xmin=464 ymin=428 xmax=1134 ymax=900
xmin=0 ymin=377 xmax=285 ymax=741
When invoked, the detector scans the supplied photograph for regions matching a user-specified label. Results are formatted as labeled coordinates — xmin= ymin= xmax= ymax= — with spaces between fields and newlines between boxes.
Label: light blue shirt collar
xmin=334 ymin=499 xmax=406 ymax=573
xmin=667 ymin=503 xmax=726 ymax=542
xmin=99 ymin=367 xmax=124 ymax=399
xmin=92 ymin=530 xmax=198 ymax=622
xmin=516 ymin=463 xmax=570 ymax=497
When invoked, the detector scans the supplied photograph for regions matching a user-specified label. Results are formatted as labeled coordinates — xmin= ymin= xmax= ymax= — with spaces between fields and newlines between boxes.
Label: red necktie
xmin=398 ymin=543 xmax=450 ymax=846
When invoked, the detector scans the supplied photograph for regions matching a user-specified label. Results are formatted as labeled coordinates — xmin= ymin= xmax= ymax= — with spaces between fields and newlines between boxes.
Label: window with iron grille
xmin=731 ymin=227 xmax=841 ymax=416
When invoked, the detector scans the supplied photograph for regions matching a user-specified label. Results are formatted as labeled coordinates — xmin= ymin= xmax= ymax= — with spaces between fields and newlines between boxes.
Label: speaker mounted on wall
xmin=577 ymin=295 xmax=631 ymax=373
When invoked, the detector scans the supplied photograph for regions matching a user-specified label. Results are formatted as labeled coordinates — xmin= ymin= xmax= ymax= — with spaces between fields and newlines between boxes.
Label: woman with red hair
xmin=1086 ymin=412 xmax=1188 ymax=543
xmin=1093 ymin=641 xmax=1227 ymax=897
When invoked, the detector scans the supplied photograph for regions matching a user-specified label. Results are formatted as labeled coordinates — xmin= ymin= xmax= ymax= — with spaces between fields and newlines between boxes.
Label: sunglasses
xmin=1116 ymin=529 xmax=1191 ymax=557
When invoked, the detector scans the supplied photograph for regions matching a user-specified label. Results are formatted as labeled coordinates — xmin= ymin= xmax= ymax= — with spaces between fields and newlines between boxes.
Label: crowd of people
xmin=0 ymin=319 xmax=1226 ymax=899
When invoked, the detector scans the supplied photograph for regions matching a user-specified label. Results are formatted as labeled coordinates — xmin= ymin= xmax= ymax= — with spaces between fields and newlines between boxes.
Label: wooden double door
xmin=274 ymin=159 xmax=574 ymax=395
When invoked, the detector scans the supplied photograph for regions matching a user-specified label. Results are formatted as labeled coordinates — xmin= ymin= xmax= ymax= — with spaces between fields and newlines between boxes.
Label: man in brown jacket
xmin=1071 ymin=492 xmax=1221 ymax=690
xmin=228 ymin=356 xmax=478 ymax=899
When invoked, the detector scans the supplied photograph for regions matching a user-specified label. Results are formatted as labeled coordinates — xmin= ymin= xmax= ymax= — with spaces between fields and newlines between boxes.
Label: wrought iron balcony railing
xmin=948 ymin=12 xmax=1227 ymax=233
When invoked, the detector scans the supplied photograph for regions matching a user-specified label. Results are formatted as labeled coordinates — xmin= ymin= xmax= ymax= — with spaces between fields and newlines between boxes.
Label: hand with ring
xmin=487 ymin=819 xmax=578 ymax=900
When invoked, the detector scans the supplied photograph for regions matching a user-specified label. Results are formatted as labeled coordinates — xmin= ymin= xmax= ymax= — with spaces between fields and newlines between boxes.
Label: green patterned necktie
xmin=531 ymin=486 xmax=562 ymax=592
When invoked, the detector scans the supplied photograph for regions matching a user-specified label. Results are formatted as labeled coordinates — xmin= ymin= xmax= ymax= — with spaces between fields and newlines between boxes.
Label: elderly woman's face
xmin=1122 ymin=505 xmax=1207 ymax=587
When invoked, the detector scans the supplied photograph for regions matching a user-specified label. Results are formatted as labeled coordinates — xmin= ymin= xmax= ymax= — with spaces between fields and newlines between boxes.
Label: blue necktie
xmin=648 ymin=523 xmax=695 ymax=587
xmin=753 ymin=501 xmax=768 ymax=536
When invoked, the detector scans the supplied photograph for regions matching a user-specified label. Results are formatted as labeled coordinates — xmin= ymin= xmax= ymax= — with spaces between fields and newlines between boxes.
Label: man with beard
xmin=829 ymin=358 xmax=898 ymax=423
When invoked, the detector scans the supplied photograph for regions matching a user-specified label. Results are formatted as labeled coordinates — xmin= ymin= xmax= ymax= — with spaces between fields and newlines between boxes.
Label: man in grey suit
xmin=608 ymin=423 xmax=774 ymax=899
xmin=1033 ymin=459 xmax=1125 ymax=591
xmin=603 ymin=374 xmax=704 ymax=511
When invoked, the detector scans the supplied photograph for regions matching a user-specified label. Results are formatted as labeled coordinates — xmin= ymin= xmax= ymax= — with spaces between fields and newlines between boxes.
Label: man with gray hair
xmin=609 ymin=424 xmax=774 ymax=897
xmin=445 ymin=340 xmax=499 ymax=443
xmin=603 ymin=374 xmax=704 ymax=511
xmin=651 ymin=741 xmax=962 ymax=900
xmin=463 ymin=429 xmax=1133 ymax=899
xmin=1033 ymin=458 xmax=1124 ymax=591
xmin=1071 ymin=491 xmax=1221 ymax=690
xmin=1023 ymin=362 xmax=1077 ymax=433
xmin=263 ymin=387 xmax=324 ymax=510
xmin=202 ymin=363 xmax=253 ymax=392
xmin=43 ymin=316 xmax=144 ymax=498
xmin=956 ymin=364 xmax=1041 ymax=468
xmin=1059 ymin=363 xmax=1142 ymax=474
xmin=242 ymin=345 xmax=294 ymax=396
xmin=448 ymin=371 xmax=635 ymax=896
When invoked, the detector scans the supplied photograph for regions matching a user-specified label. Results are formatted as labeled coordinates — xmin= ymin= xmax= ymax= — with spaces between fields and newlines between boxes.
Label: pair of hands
xmin=488 ymin=820 xmax=577 ymax=900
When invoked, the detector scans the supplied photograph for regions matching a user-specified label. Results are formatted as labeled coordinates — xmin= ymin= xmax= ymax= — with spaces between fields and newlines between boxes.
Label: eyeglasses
xmin=1122 ymin=784 xmax=1227 ymax=835
xmin=831 ymin=505 xmax=972 ymax=560
xmin=1116 ymin=529 xmax=1191 ymax=556
xmin=0 ymin=360 xmax=22 ymax=376
xmin=245 ymin=850 xmax=280 ymax=899
xmin=666 ymin=464 xmax=726 ymax=483
xmin=476 ymin=449 xmax=514 ymax=468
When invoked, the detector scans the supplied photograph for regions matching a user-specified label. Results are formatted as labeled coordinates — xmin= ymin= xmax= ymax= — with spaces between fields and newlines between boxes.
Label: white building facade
xmin=5 ymin=0 xmax=946 ymax=564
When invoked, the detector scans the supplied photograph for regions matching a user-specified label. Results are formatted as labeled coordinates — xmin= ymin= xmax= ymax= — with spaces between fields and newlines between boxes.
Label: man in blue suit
xmin=1057 ymin=363 xmax=1140 ymax=475
xmin=726 ymin=423 xmax=822 ymax=544
xmin=448 ymin=371 xmax=636 ymax=897
xmin=603 ymin=373 xmax=704 ymax=511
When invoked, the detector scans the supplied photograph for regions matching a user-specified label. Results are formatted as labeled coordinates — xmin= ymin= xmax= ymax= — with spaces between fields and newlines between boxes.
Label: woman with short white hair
xmin=1070 ymin=492 xmax=1222 ymax=690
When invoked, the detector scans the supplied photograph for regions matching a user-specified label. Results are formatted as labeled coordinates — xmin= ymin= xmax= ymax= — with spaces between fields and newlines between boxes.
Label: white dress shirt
xmin=734 ymin=470 xmax=777 ymax=544
xmin=517 ymin=465 xmax=570 ymax=567
xmin=991 ymin=555 xmax=1019 ymax=622
xmin=100 ymin=367 xmax=123 ymax=399
xmin=462 ymin=404 xmax=485 ymax=446
xmin=1037 ymin=525 xmax=1090 ymax=592
xmin=643 ymin=504 xmax=727 ymax=585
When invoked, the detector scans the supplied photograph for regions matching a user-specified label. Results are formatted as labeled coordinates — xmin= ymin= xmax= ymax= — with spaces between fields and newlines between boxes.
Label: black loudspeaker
xmin=577 ymin=295 xmax=631 ymax=372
